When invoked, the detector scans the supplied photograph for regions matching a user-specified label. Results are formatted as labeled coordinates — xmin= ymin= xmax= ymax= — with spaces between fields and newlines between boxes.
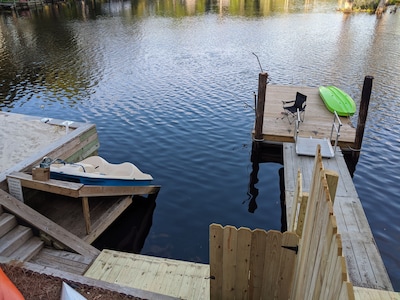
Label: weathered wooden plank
xmin=30 ymin=248 xmax=92 ymax=275
xmin=79 ymin=185 xmax=161 ymax=197
xmin=7 ymin=172 xmax=83 ymax=198
xmin=0 ymin=189 xmax=99 ymax=258
xmin=82 ymin=195 xmax=132 ymax=243
xmin=81 ymin=197 xmax=91 ymax=234
xmin=7 ymin=172 xmax=161 ymax=198
xmin=262 ymin=85 xmax=356 ymax=147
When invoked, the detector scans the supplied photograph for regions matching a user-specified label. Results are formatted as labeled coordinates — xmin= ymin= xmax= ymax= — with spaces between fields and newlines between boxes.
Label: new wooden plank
xmin=222 ymin=225 xmax=237 ymax=299
xmin=275 ymin=232 xmax=299 ymax=300
xmin=85 ymin=250 xmax=210 ymax=299
xmin=353 ymin=287 xmax=400 ymax=300
xmin=296 ymin=193 xmax=309 ymax=237
xmin=209 ymin=223 xmax=223 ymax=299
xmin=235 ymin=227 xmax=252 ymax=300
xmin=261 ymin=230 xmax=282 ymax=298
xmin=289 ymin=170 xmax=302 ymax=232
xmin=248 ymin=229 xmax=267 ymax=300
xmin=283 ymin=143 xmax=393 ymax=291
xmin=0 ymin=189 xmax=99 ymax=258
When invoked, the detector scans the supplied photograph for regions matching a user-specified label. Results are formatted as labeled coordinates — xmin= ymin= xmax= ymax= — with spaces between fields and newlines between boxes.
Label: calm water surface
xmin=1 ymin=0 xmax=399 ymax=290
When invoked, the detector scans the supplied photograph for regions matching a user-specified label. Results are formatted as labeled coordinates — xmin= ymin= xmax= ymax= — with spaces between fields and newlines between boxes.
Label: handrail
xmin=330 ymin=111 xmax=342 ymax=154
xmin=294 ymin=108 xmax=301 ymax=142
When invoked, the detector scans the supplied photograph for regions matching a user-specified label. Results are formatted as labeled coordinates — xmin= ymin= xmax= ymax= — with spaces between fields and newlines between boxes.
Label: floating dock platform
xmin=259 ymin=85 xmax=356 ymax=148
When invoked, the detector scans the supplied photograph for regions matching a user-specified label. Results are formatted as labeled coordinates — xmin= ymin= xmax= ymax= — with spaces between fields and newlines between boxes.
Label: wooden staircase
xmin=0 ymin=205 xmax=92 ymax=275
xmin=0 ymin=205 xmax=44 ymax=262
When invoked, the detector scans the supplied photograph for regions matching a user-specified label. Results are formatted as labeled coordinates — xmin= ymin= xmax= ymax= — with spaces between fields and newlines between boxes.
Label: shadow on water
xmin=248 ymin=141 xmax=287 ymax=232
xmin=92 ymin=195 xmax=156 ymax=254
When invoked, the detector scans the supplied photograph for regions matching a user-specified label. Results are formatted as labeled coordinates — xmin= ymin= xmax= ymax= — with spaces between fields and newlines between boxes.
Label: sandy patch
xmin=0 ymin=113 xmax=68 ymax=172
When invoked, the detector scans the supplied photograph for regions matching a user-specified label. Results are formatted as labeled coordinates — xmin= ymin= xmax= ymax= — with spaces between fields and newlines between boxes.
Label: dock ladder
xmin=294 ymin=109 xmax=342 ymax=158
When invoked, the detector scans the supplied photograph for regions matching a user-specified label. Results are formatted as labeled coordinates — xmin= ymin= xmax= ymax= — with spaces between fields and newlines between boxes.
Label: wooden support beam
xmin=254 ymin=72 xmax=268 ymax=141
xmin=81 ymin=197 xmax=91 ymax=234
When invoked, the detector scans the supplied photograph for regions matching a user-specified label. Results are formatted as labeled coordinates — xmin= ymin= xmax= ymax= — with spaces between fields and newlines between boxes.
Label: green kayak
xmin=319 ymin=86 xmax=356 ymax=117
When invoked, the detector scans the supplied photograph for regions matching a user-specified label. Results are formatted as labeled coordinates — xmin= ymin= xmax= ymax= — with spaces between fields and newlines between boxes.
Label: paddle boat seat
xmin=282 ymin=92 xmax=307 ymax=124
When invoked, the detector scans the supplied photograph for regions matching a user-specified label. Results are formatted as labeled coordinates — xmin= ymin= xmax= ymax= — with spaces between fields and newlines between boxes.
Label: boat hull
xmin=319 ymin=86 xmax=356 ymax=117
xmin=50 ymin=172 xmax=152 ymax=186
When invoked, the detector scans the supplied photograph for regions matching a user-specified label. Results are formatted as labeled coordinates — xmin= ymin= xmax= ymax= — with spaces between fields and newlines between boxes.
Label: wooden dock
xmin=255 ymin=82 xmax=394 ymax=291
xmin=284 ymin=144 xmax=393 ymax=290
xmin=258 ymin=84 xmax=357 ymax=149
xmin=85 ymin=249 xmax=210 ymax=300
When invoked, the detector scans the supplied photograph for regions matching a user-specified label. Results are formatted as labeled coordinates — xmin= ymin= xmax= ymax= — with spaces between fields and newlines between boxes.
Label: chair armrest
xmin=282 ymin=100 xmax=295 ymax=107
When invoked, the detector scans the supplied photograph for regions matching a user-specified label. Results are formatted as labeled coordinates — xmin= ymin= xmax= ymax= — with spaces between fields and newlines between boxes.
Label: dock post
xmin=254 ymin=72 xmax=268 ymax=141
xmin=349 ymin=75 xmax=373 ymax=174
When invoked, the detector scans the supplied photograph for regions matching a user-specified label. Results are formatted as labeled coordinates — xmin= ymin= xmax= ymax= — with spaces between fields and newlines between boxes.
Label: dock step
xmin=0 ymin=212 xmax=18 ymax=238
xmin=30 ymin=248 xmax=93 ymax=275
xmin=0 ymin=225 xmax=32 ymax=256
xmin=8 ymin=236 xmax=44 ymax=262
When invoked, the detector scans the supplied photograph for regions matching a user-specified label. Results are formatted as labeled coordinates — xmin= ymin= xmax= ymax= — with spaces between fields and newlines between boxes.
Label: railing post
xmin=254 ymin=72 xmax=268 ymax=141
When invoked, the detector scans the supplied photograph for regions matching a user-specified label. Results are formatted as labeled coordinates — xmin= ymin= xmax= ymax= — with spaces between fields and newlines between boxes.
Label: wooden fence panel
xmin=209 ymin=225 xmax=298 ymax=300
xmin=290 ymin=145 xmax=354 ymax=300
xmin=210 ymin=146 xmax=356 ymax=300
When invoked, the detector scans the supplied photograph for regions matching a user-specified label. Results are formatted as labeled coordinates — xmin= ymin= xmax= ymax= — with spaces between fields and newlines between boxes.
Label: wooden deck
xmin=6 ymin=172 xmax=160 ymax=244
xmin=261 ymin=85 xmax=357 ymax=148
xmin=85 ymin=249 xmax=210 ymax=300
xmin=283 ymin=143 xmax=393 ymax=291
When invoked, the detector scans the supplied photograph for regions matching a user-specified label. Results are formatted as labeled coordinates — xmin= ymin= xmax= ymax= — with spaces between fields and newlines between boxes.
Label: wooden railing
xmin=210 ymin=145 xmax=354 ymax=300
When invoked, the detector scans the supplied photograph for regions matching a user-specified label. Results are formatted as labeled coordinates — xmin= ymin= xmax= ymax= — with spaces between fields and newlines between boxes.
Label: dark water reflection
xmin=1 ymin=0 xmax=399 ymax=290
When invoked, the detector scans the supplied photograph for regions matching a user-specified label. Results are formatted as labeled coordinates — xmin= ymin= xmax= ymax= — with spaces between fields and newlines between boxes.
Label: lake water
xmin=0 ymin=0 xmax=399 ymax=291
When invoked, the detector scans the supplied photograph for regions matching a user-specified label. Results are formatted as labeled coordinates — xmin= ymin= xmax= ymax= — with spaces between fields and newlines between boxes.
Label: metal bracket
xmin=282 ymin=245 xmax=298 ymax=254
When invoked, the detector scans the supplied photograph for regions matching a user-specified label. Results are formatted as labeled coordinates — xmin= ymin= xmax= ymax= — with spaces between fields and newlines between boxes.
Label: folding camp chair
xmin=282 ymin=92 xmax=307 ymax=124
